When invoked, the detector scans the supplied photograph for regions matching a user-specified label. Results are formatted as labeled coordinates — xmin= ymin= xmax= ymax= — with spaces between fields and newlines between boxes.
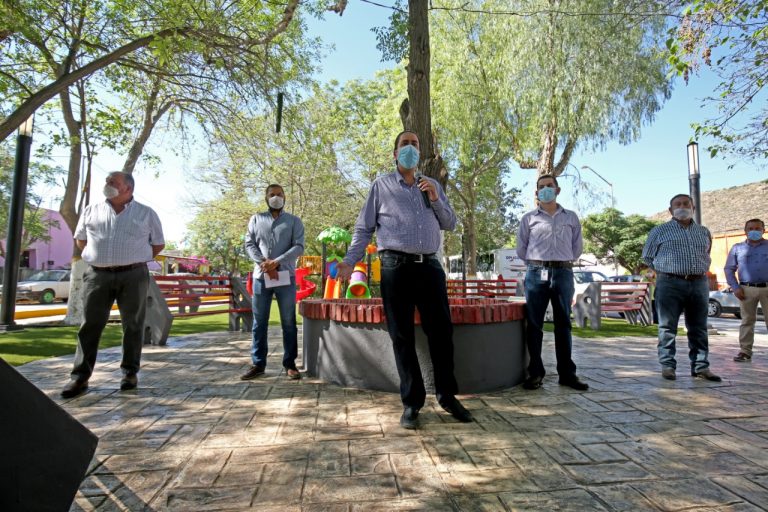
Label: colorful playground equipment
xmin=295 ymin=267 xmax=317 ymax=300
xmin=345 ymin=262 xmax=371 ymax=299
xmin=323 ymin=259 xmax=342 ymax=299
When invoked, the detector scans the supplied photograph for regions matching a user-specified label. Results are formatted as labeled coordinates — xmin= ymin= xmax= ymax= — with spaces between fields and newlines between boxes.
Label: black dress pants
xmin=379 ymin=252 xmax=458 ymax=408
xmin=71 ymin=265 xmax=149 ymax=380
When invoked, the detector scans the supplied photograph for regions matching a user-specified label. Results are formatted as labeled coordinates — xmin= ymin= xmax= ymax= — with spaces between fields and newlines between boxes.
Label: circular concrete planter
xmin=300 ymin=298 xmax=527 ymax=394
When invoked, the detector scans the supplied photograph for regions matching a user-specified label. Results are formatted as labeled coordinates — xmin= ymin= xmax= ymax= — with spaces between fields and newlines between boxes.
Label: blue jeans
xmin=524 ymin=266 xmax=577 ymax=379
xmin=251 ymin=276 xmax=298 ymax=369
xmin=655 ymin=274 xmax=710 ymax=373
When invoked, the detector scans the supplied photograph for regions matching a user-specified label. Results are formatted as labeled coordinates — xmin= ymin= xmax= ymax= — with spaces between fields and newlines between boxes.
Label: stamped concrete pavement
xmin=15 ymin=324 xmax=768 ymax=511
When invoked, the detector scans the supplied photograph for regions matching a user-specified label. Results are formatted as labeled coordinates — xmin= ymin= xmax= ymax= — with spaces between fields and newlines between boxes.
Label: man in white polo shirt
xmin=61 ymin=171 xmax=165 ymax=398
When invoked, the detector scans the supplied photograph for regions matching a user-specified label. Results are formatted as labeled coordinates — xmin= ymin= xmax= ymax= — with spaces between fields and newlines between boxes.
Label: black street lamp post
xmin=687 ymin=141 xmax=702 ymax=225
xmin=0 ymin=115 xmax=34 ymax=332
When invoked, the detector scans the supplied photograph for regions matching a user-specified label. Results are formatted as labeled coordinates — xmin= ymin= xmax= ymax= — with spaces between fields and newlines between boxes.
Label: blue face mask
xmin=397 ymin=145 xmax=420 ymax=170
xmin=747 ymin=230 xmax=764 ymax=241
xmin=537 ymin=186 xmax=557 ymax=203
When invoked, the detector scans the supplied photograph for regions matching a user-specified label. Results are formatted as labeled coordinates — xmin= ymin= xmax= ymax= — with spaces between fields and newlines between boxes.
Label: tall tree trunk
xmin=400 ymin=0 xmax=447 ymax=188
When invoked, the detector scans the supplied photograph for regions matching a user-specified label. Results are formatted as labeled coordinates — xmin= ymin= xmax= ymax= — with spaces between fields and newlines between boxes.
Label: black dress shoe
xmin=522 ymin=375 xmax=544 ymax=390
xmin=558 ymin=376 xmax=589 ymax=391
xmin=61 ymin=379 xmax=89 ymax=399
xmin=439 ymin=397 xmax=473 ymax=423
xmin=120 ymin=374 xmax=138 ymax=391
xmin=400 ymin=407 xmax=420 ymax=430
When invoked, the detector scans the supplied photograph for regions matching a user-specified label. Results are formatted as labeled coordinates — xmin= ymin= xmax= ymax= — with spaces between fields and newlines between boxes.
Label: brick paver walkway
xmin=16 ymin=326 xmax=768 ymax=511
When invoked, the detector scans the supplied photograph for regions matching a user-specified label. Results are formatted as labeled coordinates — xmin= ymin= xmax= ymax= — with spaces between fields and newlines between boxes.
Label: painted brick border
xmin=299 ymin=298 xmax=525 ymax=325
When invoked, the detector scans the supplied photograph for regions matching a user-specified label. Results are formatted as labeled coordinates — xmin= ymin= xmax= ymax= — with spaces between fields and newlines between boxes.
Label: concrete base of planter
xmin=302 ymin=318 xmax=526 ymax=394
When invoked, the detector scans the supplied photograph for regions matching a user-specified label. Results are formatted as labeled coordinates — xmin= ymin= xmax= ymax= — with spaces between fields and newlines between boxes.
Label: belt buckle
xmin=413 ymin=254 xmax=424 ymax=263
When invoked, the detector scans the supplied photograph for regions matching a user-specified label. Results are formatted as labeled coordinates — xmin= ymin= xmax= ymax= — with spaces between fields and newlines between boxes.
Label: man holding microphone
xmin=336 ymin=130 xmax=472 ymax=430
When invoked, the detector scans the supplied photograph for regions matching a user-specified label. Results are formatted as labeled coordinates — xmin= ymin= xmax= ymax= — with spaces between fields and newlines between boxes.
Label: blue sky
xmin=306 ymin=1 xmax=767 ymax=219
xmin=37 ymin=1 xmax=765 ymax=242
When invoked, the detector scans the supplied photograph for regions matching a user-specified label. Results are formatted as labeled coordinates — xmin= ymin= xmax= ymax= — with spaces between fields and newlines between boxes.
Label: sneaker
xmin=240 ymin=365 xmax=265 ymax=380
xmin=693 ymin=368 xmax=722 ymax=382
xmin=661 ymin=368 xmax=676 ymax=380
xmin=733 ymin=352 xmax=752 ymax=362
xmin=400 ymin=407 xmax=420 ymax=430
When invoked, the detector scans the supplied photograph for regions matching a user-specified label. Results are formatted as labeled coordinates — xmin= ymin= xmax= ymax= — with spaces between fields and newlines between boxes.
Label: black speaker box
xmin=0 ymin=358 xmax=98 ymax=511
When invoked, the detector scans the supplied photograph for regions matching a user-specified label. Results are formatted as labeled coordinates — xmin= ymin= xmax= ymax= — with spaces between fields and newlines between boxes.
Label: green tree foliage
xmin=185 ymin=191 xmax=257 ymax=274
xmin=0 ymin=144 xmax=63 ymax=257
xmin=582 ymin=208 xmax=661 ymax=274
xmin=0 ymin=0 xmax=339 ymax=141
xmin=668 ymin=0 xmax=768 ymax=162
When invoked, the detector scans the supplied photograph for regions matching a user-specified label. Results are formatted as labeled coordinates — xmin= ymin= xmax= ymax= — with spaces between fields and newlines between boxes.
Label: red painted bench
xmin=600 ymin=282 xmax=652 ymax=325
xmin=446 ymin=279 xmax=520 ymax=299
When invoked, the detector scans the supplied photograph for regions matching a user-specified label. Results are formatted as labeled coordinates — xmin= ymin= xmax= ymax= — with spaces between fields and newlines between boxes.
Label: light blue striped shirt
xmin=642 ymin=219 xmax=711 ymax=275
xmin=344 ymin=171 xmax=457 ymax=265
xmin=74 ymin=199 xmax=164 ymax=266
xmin=724 ymin=238 xmax=768 ymax=289
xmin=516 ymin=205 xmax=583 ymax=262
xmin=245 ymin=211 xmax=304 ymax=278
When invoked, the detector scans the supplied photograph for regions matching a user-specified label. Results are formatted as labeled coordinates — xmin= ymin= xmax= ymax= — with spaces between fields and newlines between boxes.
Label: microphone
xmin=415 ymin=173 xmax=431 ymax=209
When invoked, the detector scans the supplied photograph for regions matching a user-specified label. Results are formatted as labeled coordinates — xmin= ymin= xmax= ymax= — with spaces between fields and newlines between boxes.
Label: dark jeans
xmin=72 ymin=265 xmax=149 ymax=380
xmin=655 ymin=274 xmax=710 ymax=373
xmin=379 ymin=252 xmax=458 ymax=408
xmin=250 ymin=276 xmax=298 ymax=369
xmin=524 ymin=265 xmax=577 ymax=379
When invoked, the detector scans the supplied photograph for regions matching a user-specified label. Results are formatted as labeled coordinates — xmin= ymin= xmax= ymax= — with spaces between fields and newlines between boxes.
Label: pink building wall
xmin=0 ymin=209 xmax=74 ymax=269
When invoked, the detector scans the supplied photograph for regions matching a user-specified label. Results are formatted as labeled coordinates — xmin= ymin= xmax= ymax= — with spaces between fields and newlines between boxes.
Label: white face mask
xmin=103 ymin=185 xmax=119 ymax=199
xmin=268 ymin=196 xmax=285 ymax=210
xmin=673 ymin=208 xmax=692 ymax=221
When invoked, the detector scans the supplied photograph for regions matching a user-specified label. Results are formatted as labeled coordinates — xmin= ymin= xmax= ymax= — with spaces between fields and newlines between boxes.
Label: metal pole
xmin=0 ymin=116 xmax=34 ymax=331
xmin=687 ymin=141 xmax=702 ymax=225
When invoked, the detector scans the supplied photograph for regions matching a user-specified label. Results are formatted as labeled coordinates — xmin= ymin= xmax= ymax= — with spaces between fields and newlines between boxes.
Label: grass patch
xmin=0 ymin=305 xmax=299 ymax=367
xmin=543 ymin=317 xmax=658 ymax=338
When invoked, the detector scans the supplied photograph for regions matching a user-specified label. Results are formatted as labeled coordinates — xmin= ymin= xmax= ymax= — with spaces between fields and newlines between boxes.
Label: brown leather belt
xmin=93 ymin=262 xmax=146 ymax=272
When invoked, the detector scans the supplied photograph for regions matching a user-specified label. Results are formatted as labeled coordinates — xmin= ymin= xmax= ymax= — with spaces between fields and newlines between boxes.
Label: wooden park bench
xmin=446 ymin=278 xmax=520 ymax=299
xmin=574 ymin=281 xmax=652 ymax=329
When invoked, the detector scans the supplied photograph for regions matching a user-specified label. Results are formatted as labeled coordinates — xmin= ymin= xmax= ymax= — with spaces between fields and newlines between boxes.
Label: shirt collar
xmin=536 ymin=204 xmax=563 ymax=216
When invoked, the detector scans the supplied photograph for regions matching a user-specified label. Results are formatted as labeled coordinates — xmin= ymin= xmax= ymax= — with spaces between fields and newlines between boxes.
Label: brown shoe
xmin=120 ymin=374 xmax=138 ymax=391
xmin=286 ymin=368 xmax=302 ymax=380
xmin=693 ymin=369 xmax=722 ymax=382
xmin=240 ymin=365 xmax=265 ymax=380
xmin=733 ymin=352 xmax=752 ymax=362
xmin=661 ymin=368 xmax=676 ymax=381
xmin=61 ymin=379 xmax=89 ymax=399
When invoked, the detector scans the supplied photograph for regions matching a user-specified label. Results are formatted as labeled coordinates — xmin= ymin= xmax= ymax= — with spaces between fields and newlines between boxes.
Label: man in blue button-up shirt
xmin=337 ymin=130 xmax=472 ymax=430
xmin=241 ymin=184 xmax=304 ymax=381
xmin=516 ymin=174 xmax=587 ymax=392
xmin=724 ymin=218 xmax=768 ymax=362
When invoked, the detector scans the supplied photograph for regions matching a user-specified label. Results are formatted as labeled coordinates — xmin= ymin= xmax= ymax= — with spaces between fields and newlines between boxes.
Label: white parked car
xmin=708 ymin=288 xmax=764 ymax=318
xmin=12 ymin=269 xmax=71 ymax=304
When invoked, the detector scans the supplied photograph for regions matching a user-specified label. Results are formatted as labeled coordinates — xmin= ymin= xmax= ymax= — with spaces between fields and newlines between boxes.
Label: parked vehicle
xmin=573 ymin=270 xmax=608 ymax=285
xmin=607 ymin=275 xmax=644 ymax=283
xmin=708 ymin=288 xmax=763 ymax=318
xmin=8 ymin=269 xmax=71 ymax=304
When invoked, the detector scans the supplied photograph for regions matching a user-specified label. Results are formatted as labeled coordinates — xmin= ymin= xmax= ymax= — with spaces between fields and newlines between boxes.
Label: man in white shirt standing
xmin=61 ymin=172 xmax=165 ymax=398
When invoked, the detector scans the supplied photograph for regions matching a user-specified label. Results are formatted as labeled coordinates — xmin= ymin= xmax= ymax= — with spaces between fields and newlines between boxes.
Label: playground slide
xmin=295 ymin=267 xmax=318 ymax=300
